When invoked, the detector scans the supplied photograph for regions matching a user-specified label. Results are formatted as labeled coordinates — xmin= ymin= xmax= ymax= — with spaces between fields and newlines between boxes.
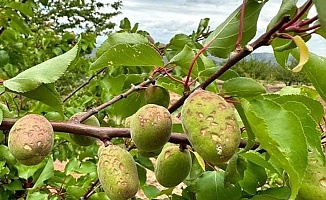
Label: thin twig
xmin=76 ymin=68 xmax=174 ymax=123
xmin=63 ymin=68 xmax=106 ymax=103
xmin=168 ymin=15 xmax=291 ymax=113
xmin=80 ymin=179 xmax=100 ymax=200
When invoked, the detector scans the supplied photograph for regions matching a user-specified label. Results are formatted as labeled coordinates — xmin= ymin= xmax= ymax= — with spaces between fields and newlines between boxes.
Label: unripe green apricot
xmin=98 ymin=145 xmax=139 ymax=200
xmin=144 ymin=85 xmax=170 ymax=108
xmin=70 ymin=112 xmax=100 ymax=146
xmin=155 ymin=145 xmax=192 ymax=187
xmin=297 ymin=152 xmax=326 ymax=200
xmin=181 ymin=90 xmax=241 ymax=165
xmin=130 ymin=104 xmax=172 ymax=151
xmin=8 ymin=114 xmax=54 ymax=165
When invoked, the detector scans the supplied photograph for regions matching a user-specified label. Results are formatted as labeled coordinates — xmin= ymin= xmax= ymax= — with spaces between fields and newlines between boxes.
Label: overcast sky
xmin=106 ymin=0 xmax=326 ymax=56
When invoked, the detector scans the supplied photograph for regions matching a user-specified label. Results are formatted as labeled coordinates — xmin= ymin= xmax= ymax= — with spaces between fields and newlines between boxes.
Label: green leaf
xmin=241 ymin=98 xmax=307 ymax=200
xmin=264 ymin=94 xmax=324 ymax=123
xmin=137 ymin=164 xmax=147 ymax=186
xmin=222 ymin=77 xmax=266 ymax=97
xmin=91 ymin=43 xmax=163 ymax=71
xmin=26 ymin=192 xmax=48 ymax=200
xmin=195 ymin=171 xmax=241 ymax=200
xmin=203 ymin=0 xmax=266 ymax=58
xmin=0 ymin=102 xmax=13 ymax=118
xmin=312 ymin=0 xmax=326 ymax=34
xmin=0 ymin=145 xmax=17 ymax=165
xmin=20 ymin=83 xmax=63 ymax=113
xmin=267 ymin=0 xmax=298 ymax=31
xmin=96 ymin=33 xmax=148 ymax=57
xmin=32 ymin=157 xmax=54 ymax=189
xmin=224 ymin=154 xmax=246 ymax=185
xmin=277 ymin=101 xmax=324 ymax=162
xmin=169 ymin=45 xmax=214 ymax=77
xmin=240 ymin=151 xmax=279 ymax=174
xmin=0 ymin=50 xmax=10 ymax=66
xmin=267 ymin=0 xmax=297 ymax=67
xmin=156 ymin=77 xmax=184 ymax=96
xmin=88 ymin=192 xmax=110 ymax=200
xmin=258 ymin=187 xmax=291 ymax=199
xmin=0 ymin=109 xmax=2 ymax=126
xmin=291 ymin=51 xmax=326 ymax=102
xmin=8 ymin=2 xmax=34 ymax=17
xmin=142 ymin=185 xmax=161 ymax=198
xmin=17 ymin=161 xmax=47 ymax=180
xmin=4 ymin=39 xmax=80 ymax=93
xmin=3 ymin=179 xmax=24 ymax=191
xmin=239 ymin=161 xmax=267 ymax=195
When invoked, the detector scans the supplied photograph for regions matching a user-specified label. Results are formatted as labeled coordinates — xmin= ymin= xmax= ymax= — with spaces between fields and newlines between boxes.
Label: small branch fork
xmin=278 ymin=0 xmax=320 ymax=36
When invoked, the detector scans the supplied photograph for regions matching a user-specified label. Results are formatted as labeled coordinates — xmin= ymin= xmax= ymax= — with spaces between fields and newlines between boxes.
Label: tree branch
xmin=168 ymin=15 xmax=291 ymax=113
xmin=0 ymin=118 xmax=254 ymax=149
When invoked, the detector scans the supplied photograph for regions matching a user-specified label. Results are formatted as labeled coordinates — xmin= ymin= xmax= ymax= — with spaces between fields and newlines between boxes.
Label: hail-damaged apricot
xmin=130 ymin=104 xmax=172 ymax=152
xmin=144 ymin=85 xmax=170 ymax=108
xmin=8 ymin=114 xmax=54 ymax=165
xmin=98 ymin=145 xmax=139 ymax=200
xmin=181 ymin=89 xmax=241 ymax=165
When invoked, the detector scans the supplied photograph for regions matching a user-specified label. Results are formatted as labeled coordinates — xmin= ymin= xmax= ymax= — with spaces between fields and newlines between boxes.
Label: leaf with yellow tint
xmin=292 ymin=35 xmax=309 ymax=72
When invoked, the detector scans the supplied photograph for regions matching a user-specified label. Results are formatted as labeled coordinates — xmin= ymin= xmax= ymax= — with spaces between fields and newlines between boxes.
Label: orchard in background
xmin=1 ymin=0 xmax=326 ymax=199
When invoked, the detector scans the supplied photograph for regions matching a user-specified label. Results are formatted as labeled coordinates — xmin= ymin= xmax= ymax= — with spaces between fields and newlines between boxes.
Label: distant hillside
xmin=209 ymin=52 xmax=278 ymax=65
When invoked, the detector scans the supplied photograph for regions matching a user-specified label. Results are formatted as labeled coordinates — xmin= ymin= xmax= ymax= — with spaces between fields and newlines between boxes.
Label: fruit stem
xmin=179 ymin=143 xmax=188 ymax=152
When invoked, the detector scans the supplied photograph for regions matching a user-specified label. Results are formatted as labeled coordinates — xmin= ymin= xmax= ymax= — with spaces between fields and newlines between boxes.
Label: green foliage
xmin=0 ymin=0 xmax=326 ymax=199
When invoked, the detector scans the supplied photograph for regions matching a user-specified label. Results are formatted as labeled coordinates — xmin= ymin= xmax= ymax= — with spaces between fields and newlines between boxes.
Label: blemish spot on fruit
xmin=319 ymin=178 xmax=326 ymax=188
xmin=200 ymin=128 xmax=208 ymax=136
xmin=211 ymin=134 xmax=220 ymax=141
xmin=33 ymin=125 xmax=40 ymax=131
xmin=164 ymin=151 xmax=171 ymax=159
xmin=197 ymin=112 xmax=204 ymax=118
xmin=218 ymin=103 xmax=227 ymax=111
xmin=119 ymin=181 xmax=128 ymax=187
xmin=23 ymin=144 xmax=32 ymax=151
xmin=119 ymin=163 xmax=125 ymax=171
xmin=37 ymin=141 xmax=42 ymax=147
xmin=206 ymin=116 xmax=214 ymax=121
xmin=226 ymin=123 xmax=235 ymax=132
xmin=210 ymin=122 xmax=218 ymax=126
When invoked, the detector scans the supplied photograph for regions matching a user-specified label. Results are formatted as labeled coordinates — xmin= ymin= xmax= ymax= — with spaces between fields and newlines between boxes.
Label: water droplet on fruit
xmin=37 ymin=141 xmax=42 ymax=146
xmin=319 ymin=178 xmax=326 ymax=188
